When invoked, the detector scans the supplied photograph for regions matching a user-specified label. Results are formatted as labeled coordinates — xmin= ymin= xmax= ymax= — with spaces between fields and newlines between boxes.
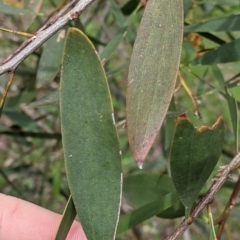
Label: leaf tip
xmin=136 ymin=159 xmax=144 ymax=169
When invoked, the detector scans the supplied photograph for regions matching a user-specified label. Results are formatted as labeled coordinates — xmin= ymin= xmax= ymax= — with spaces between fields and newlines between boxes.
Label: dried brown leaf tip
xmin=198 ymin=116 xmax=223 ymax=133
xmin=212 ymin=116 xmax=224 ymax=130
xmin=176 ymin=113 xmax=187 ymax=122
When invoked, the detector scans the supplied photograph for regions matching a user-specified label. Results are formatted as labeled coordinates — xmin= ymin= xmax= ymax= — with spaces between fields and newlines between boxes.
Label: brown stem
xmin=0 ymin=0 xmax=96 ymax=74
xmin=164 ymin=152 xmax=240 ymax=240
xmin=178 ymin=72 xmax=201 ymax=119
xmin=215 ymin=176 xmax=240 ymax=239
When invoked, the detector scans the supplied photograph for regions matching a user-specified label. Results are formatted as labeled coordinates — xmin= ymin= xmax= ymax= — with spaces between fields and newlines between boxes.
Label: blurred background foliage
xmin=1 ymin=0 xmax=240 ymax=239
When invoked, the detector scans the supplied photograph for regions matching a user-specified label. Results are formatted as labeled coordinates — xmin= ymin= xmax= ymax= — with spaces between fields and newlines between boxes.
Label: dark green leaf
xmin=109 ymin=0 xmax=125 ymax=25
xmin=28 ymin=90 xmax=59 ymax=108
xmin=192 ymin=38 xmax=240 ymax=65
xmin=54 ymin=195 xmax=76 ymax=240
xmin=36 ymin=29 xmax=66 ymax=88
xmin=123 ymin=173 xmax=184 ymax=219
xmin=117 ymin=192 xmax=179 ymax=234
xmin=170 ymin=115 xmax=224 ymax=216
xmin=161 ymin=97 xmax=177 ymax=158
xmin=100 ymin=26 xmax=128 ymax=60
xmin=183 ymin=0 xmax=192 ymax=18
xmin=60 ymin=28 xmax=122 ymax=240
xmin=3 ymin=109 xmax=39 ymax=130
xmin=225 ymin=89 xmax=239 ymax=151
xmin=185 ymin=14 xmax=240 ymax=32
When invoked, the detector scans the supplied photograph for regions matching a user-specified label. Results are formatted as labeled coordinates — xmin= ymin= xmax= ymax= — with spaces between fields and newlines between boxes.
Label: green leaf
xmin=211 ymin=66 xmax=239 ymax=151
xmin=28 ymin=90 xmax=59 ymax=108
xmin=225 ymin=89 xmax=239 ymax=151
xmin=192 ymin=38 xmax=240 ymax=65
xmin=3 ymin=109 xmax=39 ymax=131
xmin=161 ymin=97 xmax=177 ymax=158
xmin=36 ymin=29 xmax=66 ymax=88
xmin=204 ymin=0 xmax=239 ymax=5
xmin=54 ymin=195 xmax=76 ymax=240
xmin=100 ymin=26 xmax=128 ymax=60
xmin=126 ymin=0 xmax=183 ymax=167
xmin=183 ymin=0 xmax=192 ymax=18
xmin=117 ymin=192 xmax=180 ymax=234
xmin=60 ymin=28 xmax=122 ymax=240
xmin=211 ymin=65 xmax=225 ymax=91
xmin=185 ymin=14 xmax=240 ymax=32
xmin=109 ymin=0 xmax=125 ymax=25
xmin=170 ymin=115 xmax=224 ymax=217
xmin=123 ymin=173 xmax=184 ymax=219
xmin=108 ymin=0 xmax=138 ymax=50
xmin=0 ymin=2 xmax=31 ymax=15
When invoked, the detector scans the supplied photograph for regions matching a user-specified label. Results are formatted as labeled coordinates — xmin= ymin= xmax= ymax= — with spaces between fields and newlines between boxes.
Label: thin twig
xmin=178 ymin=72 xmax=201 ymax=118
xmin=207 ymin=203 xmax=217 ymax=239
xmin=0 ymin=0 xmax=96 ymax=74
xmin=1 ymin=0 xmax=78 ymax=65
xmin=0 ymin=27 xmax=34 ymax=38
xmin=215 ymin=176 xmax=240 ymax=239
xmin=0 ymin=71 xmax=15 ymax=117
xmin=36 ymin=0 xmax=79 ymax=33
xmin=165 ymin=152 xmax=240 ymax=240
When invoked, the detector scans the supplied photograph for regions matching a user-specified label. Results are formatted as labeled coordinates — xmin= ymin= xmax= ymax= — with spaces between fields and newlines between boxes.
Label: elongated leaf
xmin=117 ymin=192 xmax=179 ymax=234
xmin=185 ymin=14 xmax=240 ymax=32
xmin=54 ymin=195 xmax=76 ymax=240
xmin=211 ymin=66 xmax=238 ymax=150
xmin=205 ymin=0 xmax=239 ymax=5
xmin=183 ymin=0 xmax=192 ymax=18
xmin=109 ymin=0 xmax=125 ymax=24
xmin=60 ymin=28 xmax=122 ymax=240
xmin=170 ymin=115 xmax=224 ymax=217
xmin=37 ymin=29 xmax=66 ymax=88
xmin=3 ymin=109 xmax=39 ymax=130
xmin=126 ymin=0 xmax=183 ymax=167
xmin=0 ymin=2 xmax=31 ymax=15
xmin=100 ymin=26 xmax=128 ymax=60
xmin=225 ymin=89 xmax=239 ymax=151
xmin=100 ymin=2 xmax=140 ymax=61
xmin=192 ymin=38 xmax=240 ymax=65
xmin=123 ymin=174 xmax=184 ymax=219
xmin=161 ymin=97 xmax=176 ymax=158
xmin=28 ymin=90 xmax=59 ymax=108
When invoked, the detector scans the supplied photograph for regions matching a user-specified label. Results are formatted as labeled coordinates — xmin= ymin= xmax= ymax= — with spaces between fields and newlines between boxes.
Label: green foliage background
xmin=1 ymin=0 xmax=240 ymax=239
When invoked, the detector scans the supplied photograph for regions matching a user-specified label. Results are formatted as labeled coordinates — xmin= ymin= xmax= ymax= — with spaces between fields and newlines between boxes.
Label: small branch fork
xmin=165 ymin=152 xmax=240 ymax=240
xmin=0 ymin=0 xmax=96 ymax=75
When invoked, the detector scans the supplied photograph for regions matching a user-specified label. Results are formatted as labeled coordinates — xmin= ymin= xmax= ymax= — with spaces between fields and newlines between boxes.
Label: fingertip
xmin=0 ymin=194 xmax=87 ymax=240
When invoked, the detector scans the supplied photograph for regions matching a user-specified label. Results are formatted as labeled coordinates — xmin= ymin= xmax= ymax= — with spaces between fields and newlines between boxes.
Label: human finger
xmin=0 ymin=193 xmax=87 ymax=240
